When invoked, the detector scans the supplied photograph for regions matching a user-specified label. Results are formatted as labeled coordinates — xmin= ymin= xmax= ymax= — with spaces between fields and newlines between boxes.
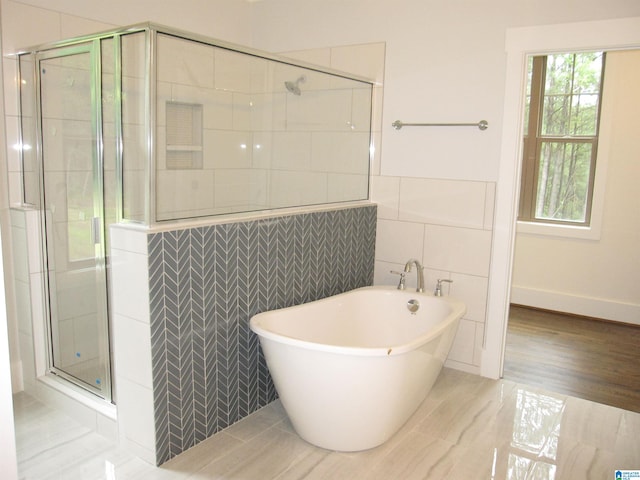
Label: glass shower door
xmin=37 ymin=42 xmax=112 ymax=400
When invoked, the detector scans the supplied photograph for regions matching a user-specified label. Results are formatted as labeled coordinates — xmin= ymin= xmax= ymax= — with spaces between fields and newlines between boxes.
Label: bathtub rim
xmin=249 ymin=285 xmax=466 ymax=357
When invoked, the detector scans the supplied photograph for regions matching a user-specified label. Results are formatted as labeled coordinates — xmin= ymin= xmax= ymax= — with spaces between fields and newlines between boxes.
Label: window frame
xmin=518 ymin=53 xmax=606 ymax=231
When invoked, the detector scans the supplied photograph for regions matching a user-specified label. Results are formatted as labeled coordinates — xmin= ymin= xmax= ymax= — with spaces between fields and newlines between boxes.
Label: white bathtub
xmin=249 ymin=285 xmax=466 ymax=451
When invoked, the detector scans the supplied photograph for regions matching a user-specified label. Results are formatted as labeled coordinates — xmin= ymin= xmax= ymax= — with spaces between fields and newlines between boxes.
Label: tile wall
xmin=111 ymin=204 xmax=376 ymax=465
xmin=9 ymin=208 xmax=42 ymax=392
xmin=283 ymin=40 xmax=496 ymax=375
xmin=371 ymin=176 xmax=495 ymax=374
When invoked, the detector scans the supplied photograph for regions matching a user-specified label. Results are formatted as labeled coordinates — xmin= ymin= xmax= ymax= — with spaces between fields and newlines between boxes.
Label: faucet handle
xmin=390 ymin=270 xmax=407 ymax=290
xmin=434 ymin=278 xmax=453 ymax=296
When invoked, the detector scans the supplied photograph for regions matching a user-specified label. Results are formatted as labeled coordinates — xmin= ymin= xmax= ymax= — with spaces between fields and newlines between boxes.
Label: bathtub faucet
xmin=404 ymin=259 xmax=424 ymax=293
xmin=434 ymin=278 xmax=453 ymax=297
xmin=390 ymin=270 xmax=407 ymax=290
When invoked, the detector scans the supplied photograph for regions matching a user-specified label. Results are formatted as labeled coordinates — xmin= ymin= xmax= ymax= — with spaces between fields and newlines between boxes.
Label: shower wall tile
xmin=449 ymin=273 xmax=489 ymax=323
xmin=3 ymin=57 xmax=20 ymax=116
xmin=148 ymin=205 xmax=376 ymax=464
xmin=398 ymin=177 xmax=488 ymax=229
xmin=249 ymin=93 xmax=281 ymax=132
xmin=5 ymin=115 xmax=21 ymax=173
xmin=232 ymin=93 xmax=252 ymax=130
xmin=156 ymin=170 xmax=216 ymax=218
xmin=271 ymin=131 xmax=312 ymax=170
xmin=311 ymin=132 xmax=371 ymax=174
xmin=352 ymin=87 xmax=375 ymax=132
xmin=327 ymin=173 xmax=369 ymax=202
xmin=370 ymin=175 xmax=400 ymax=220
xmin=110 ymin=227 xmax=156 ymax=463
xmin=483 ymin=183 xmax=496 ymax=230
xmin=111 ymin=247 xmax=151 ymax=323
xmin=214 ymin=49 xmax=258 ymax=94
xmin=375 ymin=218 xmax=424 ymax=265
xmin=251 ymin=131 xmax=272 ymax=168
xmin=117 ymin=376 xmax=157 ymax=463
xmin=121 ymin=33 xmax=146 ymax=81
xmin=286 ymin=89 xmax=352 ymax=131
xmin=166 ymin=83 xmax=234 ymax=130
xmin=269 ymin=171 xmax=328 ymax=207
xmin=447 ymin=318 xmax=477 ymax=365
xmin=122 ymin=76 xmax=146 ymax=126
xmin=15 ymin=279 xmax=33 ymax=336
xmin=113 ymin=314 xmax=152 ymax=389
xmin=214 ymin=169 xmax=268 ymax=209
xmin=204 ymin=130 xmax=252 ymax=169
xmin=157 ymin=35 xmax=214 ymax=88
xmin=372 ymin=174 xmax=496 ymax=376
xmin=110 ymin=224 xmax=148 ymax=254
xmin=423 ymin=224 xmax=492 ymax=277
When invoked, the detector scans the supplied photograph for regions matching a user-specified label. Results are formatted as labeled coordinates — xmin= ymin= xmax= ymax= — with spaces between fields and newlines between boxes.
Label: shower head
xmin=284 ymin=75 xmax=306 ymax=95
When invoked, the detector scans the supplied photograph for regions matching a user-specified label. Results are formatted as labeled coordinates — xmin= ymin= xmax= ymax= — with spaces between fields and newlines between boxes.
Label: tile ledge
xmin=112 ymin=201 xmax=376 ymax=234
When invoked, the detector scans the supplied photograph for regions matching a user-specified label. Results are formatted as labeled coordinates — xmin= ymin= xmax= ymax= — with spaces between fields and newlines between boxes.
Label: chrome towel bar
xmin=392 ymin=119 xmax=488 ymax=131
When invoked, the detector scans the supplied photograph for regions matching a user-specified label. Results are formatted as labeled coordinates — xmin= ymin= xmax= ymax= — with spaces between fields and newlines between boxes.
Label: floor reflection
xmin=15 ymin=368 xmax=640 ymax=479
xmin=514 ymin=390 xmax=563 ymax=458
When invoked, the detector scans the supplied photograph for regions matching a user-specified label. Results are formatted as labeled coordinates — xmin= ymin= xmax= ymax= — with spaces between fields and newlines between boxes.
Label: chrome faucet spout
xmin=404 ymin=258 xmax=424 ymax=293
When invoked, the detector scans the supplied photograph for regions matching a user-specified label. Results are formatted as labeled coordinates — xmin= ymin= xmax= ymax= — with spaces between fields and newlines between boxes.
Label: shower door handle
xmin=92 ymin=217 xmax=101 ymax=245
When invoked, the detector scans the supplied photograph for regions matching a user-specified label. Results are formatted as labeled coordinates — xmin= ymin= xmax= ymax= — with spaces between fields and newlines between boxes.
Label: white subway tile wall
xmin=372 ymin=176 xmax=496 ymax=374
xmin=110 ymin=226 xmax=156 ymax=464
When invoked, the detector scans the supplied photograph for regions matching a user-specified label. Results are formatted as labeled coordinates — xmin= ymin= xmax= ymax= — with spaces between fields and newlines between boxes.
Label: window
xmin=519 ymin=52 xmax=605 ymax=226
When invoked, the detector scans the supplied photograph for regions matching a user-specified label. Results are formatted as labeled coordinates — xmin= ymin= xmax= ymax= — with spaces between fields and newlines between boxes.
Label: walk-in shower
xmin=15 ymin=23 xmax=373 ymax=403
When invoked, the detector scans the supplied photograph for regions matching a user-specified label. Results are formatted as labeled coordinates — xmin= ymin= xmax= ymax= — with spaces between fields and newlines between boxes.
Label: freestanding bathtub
xmin=249 ymin=285 xmax=466 ymax=451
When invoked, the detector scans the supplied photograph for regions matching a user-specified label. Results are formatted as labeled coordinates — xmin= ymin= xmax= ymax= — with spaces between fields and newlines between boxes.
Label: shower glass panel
xmin=19 ymin=53 xmax=38 ymax=206
xmin=155 ymin=32 xmax=373 ymax=221
xmin=121 ymin=32 xmax=147 ymax=223
xmin=37 ymin=43 xmax=111 ymax=399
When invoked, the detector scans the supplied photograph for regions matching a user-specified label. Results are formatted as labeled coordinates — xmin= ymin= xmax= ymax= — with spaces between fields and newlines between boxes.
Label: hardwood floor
xmin=503 ymin=305 xmax=640 ymax=413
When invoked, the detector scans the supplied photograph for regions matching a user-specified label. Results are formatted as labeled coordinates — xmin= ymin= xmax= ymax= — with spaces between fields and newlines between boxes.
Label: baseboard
xmin=510 ymin=286 xmax=640 ymax=326
xmin=444 ymin=359 xmax=481 ymax=376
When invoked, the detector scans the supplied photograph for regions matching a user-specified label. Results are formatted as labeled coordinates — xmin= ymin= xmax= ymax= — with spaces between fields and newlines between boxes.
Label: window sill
xmin=516 ymin=220 xmax=601 ymax=240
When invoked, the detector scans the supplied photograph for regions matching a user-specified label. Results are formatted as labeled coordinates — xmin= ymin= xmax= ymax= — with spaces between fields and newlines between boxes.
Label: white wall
xmin=512 ymin=50 xmax=640 ymax=325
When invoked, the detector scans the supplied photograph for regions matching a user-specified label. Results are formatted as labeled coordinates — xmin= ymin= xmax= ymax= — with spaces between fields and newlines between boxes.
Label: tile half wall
xmin=147 ymin=205 xmax=377 ymax=464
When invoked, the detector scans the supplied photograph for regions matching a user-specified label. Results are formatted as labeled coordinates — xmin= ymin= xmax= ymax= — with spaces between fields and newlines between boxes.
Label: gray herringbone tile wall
xmin=148 ymin=205 xmax=377 ymax=464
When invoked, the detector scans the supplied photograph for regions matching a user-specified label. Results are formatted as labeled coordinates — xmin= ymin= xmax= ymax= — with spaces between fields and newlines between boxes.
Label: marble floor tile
xmin=14 ymin=368 xmax=640 ymax=479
